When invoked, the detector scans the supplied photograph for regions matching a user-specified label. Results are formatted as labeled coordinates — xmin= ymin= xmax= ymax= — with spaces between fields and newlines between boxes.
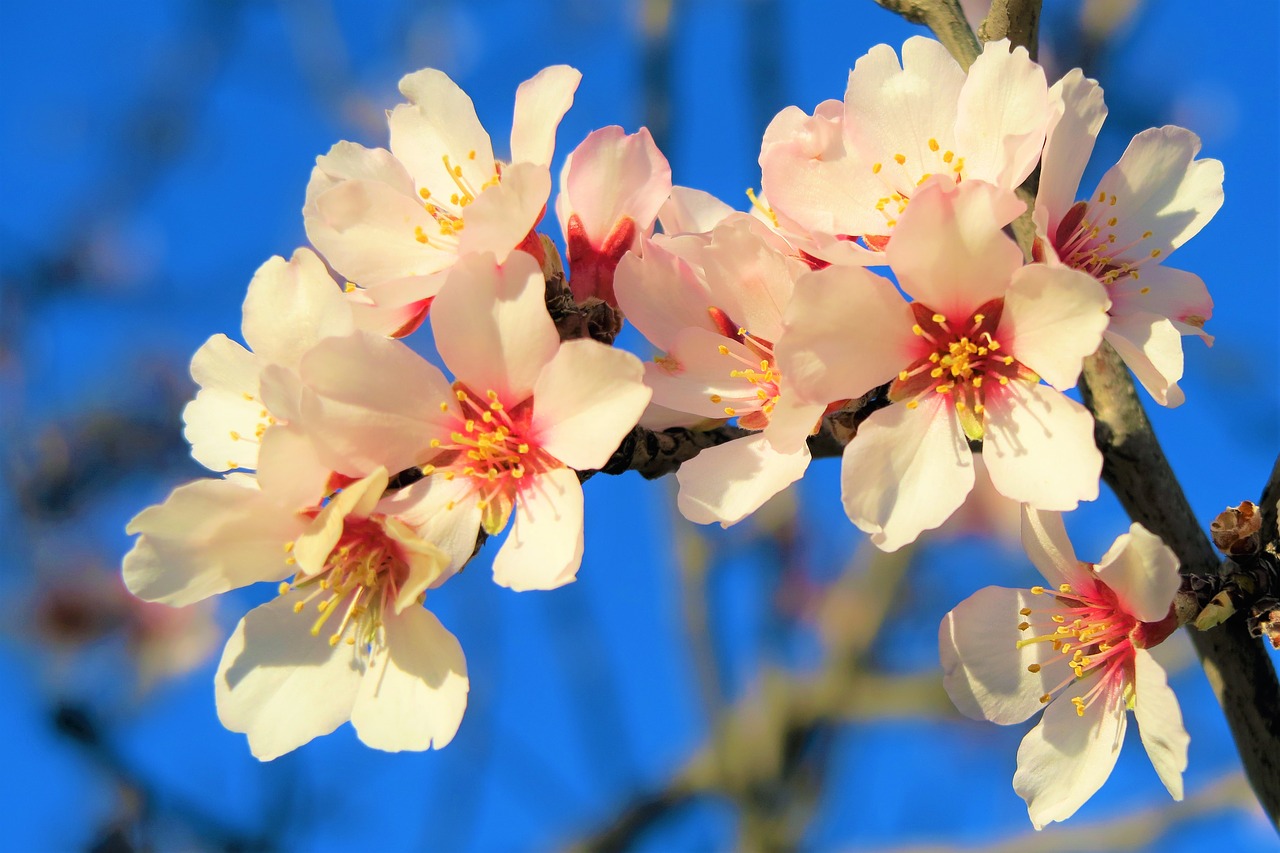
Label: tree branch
xmin=978 ymin=0 xmax=1042 ymax=59
xmin=871 ymin=0 xmax=981 ymax=68
xmin=1079 ymin=343 xmax=1280 ymax=825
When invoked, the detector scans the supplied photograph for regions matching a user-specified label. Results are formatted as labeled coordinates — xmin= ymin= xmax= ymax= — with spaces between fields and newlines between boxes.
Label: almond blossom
xmin=939 ymin=506 xmax=1188 ymax=828
xmin=778 ymin=179 xmax=1110 ymax=550
xmin=1034 ymin=70 xmax=1223 ymax=406
xmin=613 ymin=216 xmax=827 ymax=525
xmin=303 ymin=65 xmax=581 ymax=336
xmin=760 ymin=37 xmax=1050 ymax=262
xmin=124 ymin=466 xmax=469 ymax=760
xmin=293 ymin=250 xmax=651 ymax=591
xmin=555 ymin=125 xmax=672 ymax=305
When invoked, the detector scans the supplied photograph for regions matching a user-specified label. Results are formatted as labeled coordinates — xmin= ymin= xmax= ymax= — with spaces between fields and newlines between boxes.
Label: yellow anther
xmin=1039 ymin=693 xmax=1052 ymax=704
xmin=1107 ymin=217 xmax=1117 ymax=227
xmin=1140 ymin=287 xmax=1151 ymax=295
xmin=1059 ymin=583 xmax=1072 ymax=593
xmin=928 ymin=138 xmax=940 ymax=151
xmin=1018 ymin=621 xmax=1031 ymax=631
xmin=911 ymin=324 xmax=924 ymax=336
xmin=894 ymin=153 xmax=906 ymax=165
xmin=1150 ymin=249 xmax=1162 ymax=258
xmin=953 ymin=157 xmax=965 ymax=173
xmin=414 ymin=226 xmax=429 ymax=244
xmin=517 ymin=443 xmax=529 ymax=454
xmin=1019 ymin=607 xmax=1032 ymax=616
xmin=942 ymin=150 xmax=954 ymax=163
xmin=872 ymin=162 xmax=882 ymax=174
xmin=1109 ymin=194 xmax=1117 ymax=206
xmin=1052 ymin=614 xmax=1065 ymax=623
xmin=724 ymin=407 xmax=737 ymax=416
xmin=1142 ymin=230 xmax=1153 ymax=239
xmin=467 ymin=150 xmax=477 ymax=160
xmin=1031 ymin=586 xmax=1045 ymax=594
xmin=931 ymin=313 xmax=946 ymax=323
xmin=1027 ymin=663 xmax=1041 ymax=673
xmin=278 ymin=582 xmax=291 ymax=596
xmin=718 ymin=345 xmax=729 ymax=355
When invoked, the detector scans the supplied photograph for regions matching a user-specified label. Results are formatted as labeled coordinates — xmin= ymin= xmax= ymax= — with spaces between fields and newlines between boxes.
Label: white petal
xmin=492 ymin=467 xmax=584 ymax=591
xmin=510 ymin=65 xmax=581 ymax=167
xmin=954 ymin=39 xmax=1050 ymax=189
xmin=999 ymin=263 xmax=1110 ymax=391
xmin=982 ymin=382 xmax=1101 ymax=511
xmin=379 ymin=475 xmax=484 ymax=578
xmin=1014 ymin=681 xmax=1127 ymax=829
xmin=886 ymin=179 xmax=1025 ymax=318
xmin=658 ymin=185 xmax=734 ymax=235
xmin=1037 ymin=69 xmax=1107 ymax=235
xmin=1133 ymin=648 xmax=1188 ymax=801
xmin=939 ymin=586 xmax=1060 ymax=724
xmin=1019 ymin=505 xmax=1092 ymax=589
xmin=215 ymin=593 xmax=364 ymax=761
xmin=1104 ymin=316 xmax=1186 ymax=408
xmin=183 ymin=334 xmax=264 ymax=473
xmin=698 ymin=218 xmax=806 ymax=342
xmin=676 ymin=434 xmax=810 ymax=527
xmin=255 ymin=424 xmax=332 ymax=511
xmin=532 ymin=339 xmax=651 ymax=470
xmin=350 ymin=606 xmax=469 ymax=752
xmin=431 ymin=251 xmax=559 ymax=401
xmin=1095 ymin=522 xmax=1181 ymax=623
xmin=559 ymin=125 xmax=671 ymax=245
xmin=776 ymin=264 xmax=916 ymax=405
xmin=241 ymin=249 xmax=354 ymax=370
xmin=454 ymin=162 xmax=550 ymax=262
xmin=613 ymin=238 xmax=717 ymax=353
xmin=123 ymin=477 xmax=303 ymax=606
xmin=390 ymin=69 xmax=496 ymax=198
xmin=292 ymin=469 xmax=388 ymax=577
xmin=841 ymin=398 xmax=974 ymax=551
xmin=1109 ymin=264 xmax=1213 ymax=342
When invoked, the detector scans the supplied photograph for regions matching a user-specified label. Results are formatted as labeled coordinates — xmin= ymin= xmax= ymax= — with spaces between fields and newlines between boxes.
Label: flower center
xmin=865 ymin=138 xmax=967 ymax=243
xmin=1052 ymin=198 xmax=1163 ymax=287
xmin=889 ymin=299 xmax=1035 ymax=439
xmin=279 ymin=517 xmax=408 ymax=652
xmin=412 ymin=152 xmax=502 ymax=247
xmin=705 ymin=306 xmax=783 ymax=430
xmin=425 ymin=383 xmax=558 ymax=532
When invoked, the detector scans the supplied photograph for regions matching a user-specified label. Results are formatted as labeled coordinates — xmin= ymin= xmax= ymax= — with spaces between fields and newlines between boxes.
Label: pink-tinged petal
xmin=510 ymin=65 xmax=581 ymax=167
xmin=344 ymin=272 xmax=446 ymax=338
xmin=1092 ymin=126 xmax=1224 ymax=260
xmin=1110 ymin=264 xmax=1213 ymax=342
xmin=455 ymin=162 xmax=550 ymax=262
xmin=215 ymin=593 xmax=363 ymax=761
xmin=558 ymin=126 xmax=671 ymax=246
xmin=431 ymin=251 xmax=559 ymax=401
xmin=613 ymin=238 xmax=716 ymax=352
xmin=1103 ymin=316 xmax=1186 ymax=408
xmin=350 ymin=606 xmax=469 ymax=752
xmin=492 ymin=467 xmax=584 ymax=591
xmin=297 ymin=331 xmax=455 ymax=476
xmin=761 ymin=395 xmax=826 ymax=453
xmin=759 ymin=101 xmax=885 ymax=238
xmin=843 ymin=38 xmax=965 ymax=199
xmin=886 ymin=180 xmax=1025 ymax=317
xmin=532 ymin=339 xmax=651 ymax=470
xmin=1095 ymin=522 xmax=1181 ymax=623
xmin=777 ymin=264 xmax=916 ymax=405
xmin=1037 ymin=70 xmax=1107 ymax=234
xmin=255 ymin=425 xmax=331 ymax=511
xmin=389 ymin=69 xmax=496 ymax=197
xmin=954 ymin=40 xmax=1050 ymax=189
xmin=380 ymin=476 xmax=484 ymax=579
xmin=699 ymin=218 xmax=807 ymax=342
xmin=644 ymin=329 xmax=767 ymax=419
xmin=1020 ymin=506 xmax=1092 ymax=590
xmin=977 ymin=379 xmax=1100 ymax=512
xmin=242 ymin=249 xmax=355 ymax=369
xmin=658 ymin=185 xmax=734 ymax=235
xmin=1014 ymin=681 xmax=1127 ymax=829
xmin=940 ymin=586 xmax=1060 ymax=725
xmin=308 ymin=178 xmax=455 ymax=283
xmin=676 ymin=434 xmax=810 ymax=526
xmin=983 ymin=382 xmax=1101 ymax=510
xmin=999 ymin=263 xmax=1110 ymax=390
xmin=841 ymin=398 xmax=974 ymax=551
xmin=1133 ymin=648 xmax=1189 ymax=800
xmin=123 ymin=476 xmax=303 ymax=606
xmin=183 ymin=334 xmax=264 ymax=473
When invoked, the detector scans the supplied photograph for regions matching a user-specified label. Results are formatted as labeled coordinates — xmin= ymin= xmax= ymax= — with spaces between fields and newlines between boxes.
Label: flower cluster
xmin=123 ymin=34 xmax=1219 ymax=827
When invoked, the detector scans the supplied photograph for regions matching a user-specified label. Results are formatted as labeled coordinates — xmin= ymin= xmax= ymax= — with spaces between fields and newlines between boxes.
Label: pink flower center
xmin=281 ymin=517 xmax=408 ymax=652
xmin=705 ymin=306 xmax=782 ymax=430
xmin=865 ymin=139 xmax=967 ymax=241
xmin=425 ymin=383 xmax=559 ymax=532
xmin=1051 ymin=197 xmax=1163 ymax=287
xmin=889 ymin=299 xmax=1035 ymax=438
xmin=1015 ymin=576 xmax=1172 ymax=717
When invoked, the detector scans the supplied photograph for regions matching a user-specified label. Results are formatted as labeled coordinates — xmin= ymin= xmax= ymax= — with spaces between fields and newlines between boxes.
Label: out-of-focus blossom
xmin=940 ymin=506 xmax=1187 ymax=829
xmin=760 ymin=37 xmax=1050 ymax=262
xmin=304 ymin=66 xmax=581 ymax=336
xmin=778 ymin=180 xmax=1109 ymax=550
xmin=555 ymin=126 xmax=671 ymax=305
xmin=1034 ymin=70 xmax=1222 ymax=406
xmin=294 ymin=251 xmax=651 ymax=591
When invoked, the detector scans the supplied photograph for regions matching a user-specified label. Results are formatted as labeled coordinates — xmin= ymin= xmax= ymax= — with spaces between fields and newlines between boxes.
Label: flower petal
xmin=389 ymin=69 xmax=495 ymax=198
xmin=532 ymin=339 xmax=651 ymax=470
xmin=492 ymin=467 xmax=584 ymax=591
xmin=1103 ymin=315 xmax=1186 ymax=408
xmin=431 ymin=251 xmax=559 ymax=401
xmin=658 ymin=185 xmax=734 ymax=235
xmin=676 ymin=434 xmax=810 ymax=527
xmin=1020 ymin=505 xmax=1091 ymax=589
xmin=940 ymin=586 xmax=1060 ymax=725
xmin=1014 ymin=679 xmax=1127 ymax=829
xmin=350 ymin=606 xmax=469 ymax=752
xmin=183 ymin=334 xmax=264 ymax=473
xmin=1095 ymin=522 xmax=1181 ymax=623
xmin=558 ymin=125 xmax=671 ymax=247
xmin=215 ymin=592 xmax=364 ymax=761
xmin=1036 ymin=69 xmax=1107 ymax=237
xmin=953 ymin=39 xmax=1050 ymax=189
xmin=380 ymin=475 xmax=485 ymax=578
xmin=510 ymin=65 xmax=581 ymax=167
xmin=613 ymin=237 xmax=717 ymax=353
xmin=1133 ymin=648 xmax=1189 ymax=800
xmin=999 ymin=263 xmax=1110 ymax=391
xmin=982 ymin=382 xmax=1101 ymax=510
xmin=1110 ymin=264 xmax=1213 ymax=342
xmin=454 ymin=161 xmax=551 ymax=262
xmin=841 ymin=397 xmax=974 ymax=551
xmin=241 ymin=249 xmax=354 ymax=369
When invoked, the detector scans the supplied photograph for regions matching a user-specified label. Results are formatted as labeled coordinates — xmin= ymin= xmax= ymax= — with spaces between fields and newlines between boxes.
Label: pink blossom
xmin=1034 ymin=70 xmax=1223 ymax=406
xmin=778 ymin=180 xmax=1110 ymax=550
xmin=940 ymin=506 xmax=1188 ymax=828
